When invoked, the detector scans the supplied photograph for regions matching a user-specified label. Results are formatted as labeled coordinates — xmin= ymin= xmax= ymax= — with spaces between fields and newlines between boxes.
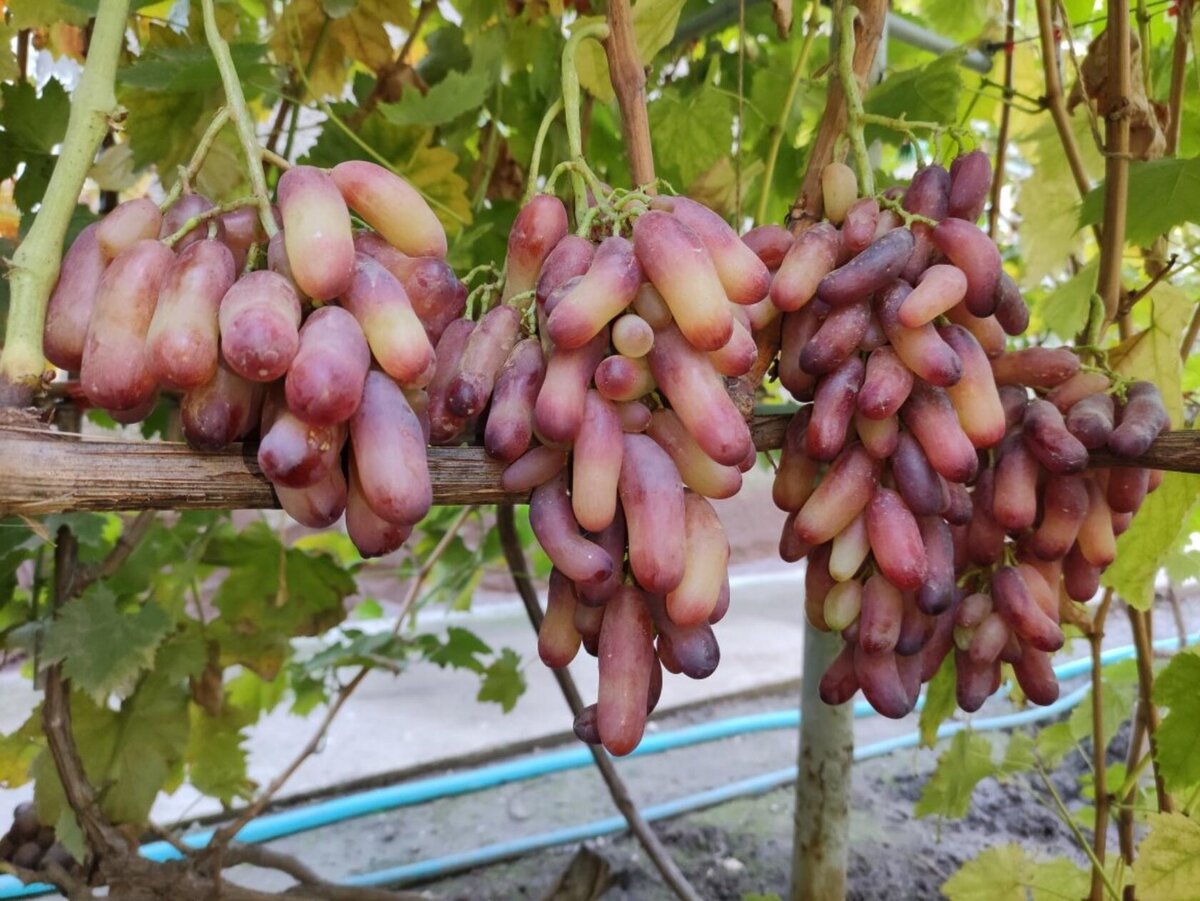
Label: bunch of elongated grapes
xmin=436 ymin=191 xmax=781 ymax=756
xmin=43 ymin=161 xmax=467 ymax=557
xmin=770 ymin=154 xmax=1168 ymax=718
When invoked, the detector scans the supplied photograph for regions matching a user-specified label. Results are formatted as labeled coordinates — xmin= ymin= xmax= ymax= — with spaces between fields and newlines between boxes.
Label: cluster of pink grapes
xmin=768 ymin=154 xmax=1169 ymax=718
xmin=44 ymin=161 xmax=466 ymax=557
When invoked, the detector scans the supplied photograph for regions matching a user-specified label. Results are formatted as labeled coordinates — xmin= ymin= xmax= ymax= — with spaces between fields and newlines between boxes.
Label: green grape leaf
xmin=574 ymin=0 xmax=688 ymax=101
xmin=1035 ymin=721 xmax=1078 ymax=769
xmin=997 ymin=732 xmax=1037 ymax=777
xmin=417 ymin=626 xmax=493 ymax=674
xmin=1027 ymin=858 xmax=1092 ymax=901
xmin=1151 ymin=652 xmax=1200 ymax=793
xmin=379 ymin=30 xmax=502 ymax=128
xmin=1103 ymin=471 xmax=1200 ymax=611
xmin=1135 ymin=812 xmax=1200 ymax=900
xmin=118 ymin=43 xmax=268 ymax=94
xmin=918 ymin=652 xmax=957 ymax=748
xmin=6 ymin=0 xmax=91 ymax=28
xmin=41 ymin=586 xmax=173 ymax=704
xmin=186 ymin=704 xmax=254 ymax=806
xmin=0 ymin=714 xmax=41 ymax=787
xmin=649 ymin=84 xmax=735 ymax=190
xmin=0 ymin=79 xmax=70 ymax=211
xmin=942 ymin=843 xmax=1032 ymax=901
xmin=477 ymin=647 xmax=526 ymax=713
xmin=864 ymin=53 xmax=963 ymax=142
xmin=1033 ymin=259 xmax=1097 ymax=343
xmin=1079 ymin=157 xmax=1200 ymax=245
xmin=1108 ymin=284 xmax=1190 ymax=428
xmin=915 ymin=729 xmax=997 ymax=819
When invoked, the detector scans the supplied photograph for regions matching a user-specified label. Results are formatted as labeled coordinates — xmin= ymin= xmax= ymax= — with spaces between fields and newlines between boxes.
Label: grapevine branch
xmin=495 ymin=506 xmax=703 ymax=901
xmin=1089 ymin=589 xmax=1114 ymax=901
xmin=1094 ymin=0 xmax=1132 ymax=327
xmin=987 ymin=0 xmax=1017 ymax=238
xmin=1166 ymin=0 xmax=1194 ymax=154
xmin=605 ymin=0 xmax=656 ymax=188
xmin=0 ymin=0 xmax=130 ymax=406
xmin=1128 ymin=606 xmax=1172 ymax=812
xmin=1033 ymin=0 xmax=1094 ymax=200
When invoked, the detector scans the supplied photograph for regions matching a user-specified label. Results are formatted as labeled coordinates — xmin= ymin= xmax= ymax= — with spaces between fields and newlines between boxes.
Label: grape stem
xmin=0 ymin=0 xmax=131 ymax=405
xmin=562 ymin=23 xmax=612 ymax=226
xmin=876 ymin=192 xmax=937 ymax=229
xmin=159 ymin=106 xmax=231 ymax=212
xmin=836 ymin=4 xmax=874 ymax=197
xmin=160 ymin=195 xmax=259 ymax=248
xmin=523 ymin=97 xmax=564 ymax=205
xmin=201 ymin=0 xmax=278 ymax=240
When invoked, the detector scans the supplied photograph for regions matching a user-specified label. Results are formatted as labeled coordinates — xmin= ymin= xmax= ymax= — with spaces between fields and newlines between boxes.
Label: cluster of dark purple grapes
xmin=0 ymin=804 xmax=74 ymax=877
xmin=767 ymin=154 xmax=1169 ymax=718
xmin=44 ymin=161 xmax=466 ymax=557
xmin=435 ymin=192 xmax=783 ymax=757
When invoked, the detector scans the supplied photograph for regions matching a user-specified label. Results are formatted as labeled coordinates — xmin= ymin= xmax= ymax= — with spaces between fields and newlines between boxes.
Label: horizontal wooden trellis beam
xmin=0 ymin=418 xmax=1195 ymax=517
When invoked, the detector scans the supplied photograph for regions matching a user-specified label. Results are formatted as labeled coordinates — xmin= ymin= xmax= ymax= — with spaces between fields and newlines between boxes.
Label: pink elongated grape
xmin=612 ymin=314 xmax=655 ymax=358
xmin=891 ymin=431 xmax=945 ymax=516
xmin=539 ymin=569 xmax=582 ymax=669
xmin=647 ymin=408 xmax=742 ymax=499
xmin=804 ymin=542 xmax=835 ymax=629
xmin=956 ymin=592 xmax=993 ymax=630
xmin=943 ymin=302 xmax=1006 ymax=358
xmin=793 ymin=444 xmax=881 ymax=545
xmin=597 ymin=586 xmax=656 ymax=756
xmin=919 ymin=607 xmax=957 ymax=681
xmin=867 ymin=487 xmax=927 ymax=591
xmin=829 ymin=512 xmax=869 ymax=582
xmin=1063 ymin=543 xmax=1101 ymax=601
xmin=573 ymin=391 xmax=624 ymax=532
xmin=1018 ymin=563 xmax=1059 ymax=622
xmin=160 ymin=194 xmax=224 ymax=251
xmin=267 ymin=230 xmax=300 ymax=293
xmin=1023 ymin=399 xmax=1088 ymax=473
xmin=821 ymin=162 xmax=858 ymax=224
xmin=900 ymin=166 xmax=951 ymax=282
xmin=1066 ymin=392 xmax=1115 ymax=449
xmin=993 ymin=271 xmax=1030 ymax=336
xmin=146 ymin=239 xmax=235 ymax=390
xmin=778 ymin=308 xmax=821 ymax=399
xmin=448 ymin=304 xmax=521 ymax=416
xmin=219 ymin=205 xmax=263 ymax=273
xmin=709 ymin=308 xmax=757 ymax=377
xmin=536 ymin=236 xmax=596 ymax=312
xmin=817 ymin=228 xmax=914 ymax=307
xmin=633 ymin=211 xmax=732 ymax=350
xmin=824 ymin=579 xmax=863 ymax=631
xmin=954 ymin=650 xmax=998 ymax=713
xmin=534 ymin=328 xmax=608 ymax=444
xmin=944 ymin=480 xmax=973 ymax=526
xmin=771 ymin=222 xmax=839 ymax=312
xmin=819 ymin=642 xmax=860 ymax=705
xmin=1109 ymin=381 xmax=1169 ymax=457
xmin=896 ymin=596 xmax=934 ymax=656
xmin=349 ymin=371 xmax=431 ymax=524
xmin=259 ymin=399 xmax=345 ymax=489
xmin=900 ymin=380 xmax=979 ymax=483
xmin=501 ymin=446 xmax=569 ymax=493
xmin=1000 ymin=385 xmax=1030 ymax=429
xmin=284 ymin=306 xmax=370 ymax=426
xmin=1077 ymin=477 xmax=1116 ymax=566
xmin=579 ymin=509 xmax=626 ymax=606
xmin=330 ymin=160 xmax=445 ymax=258
xmin=992 ymin=347 xmax=1080 ymax=388
xmin=855 ymin=411 xmax=899 ymax=458
xmin=352 ymin=231 xmax=467 ymax=344
xmin=916 ymin=516 xmax=955 ymax=615
xmin=219 ymin=270 xmax=301 ymax=382
xmin=940 ymin=323 xmax=1006 ymax=448
xmin=406 ymin=386 xmax=431 ymax=444
xmin=530 ymin=472 xmax=614 ymax=584
xmin=97 ymin=197 xmax=162 ymax=259
xmin=1107 ymin=466 xmax=1149 ymax=514
xmin=858 ymin=574 xmax=904 ymax=656
xmin=992 ymin=565 xmax=1063 ymax=652
xmin=548 ymin=237 xmax=641 ymax=349
xmin=501 ymin=194 xmax=568 ymax=302
xmin=966 ymin=469 xmax=1006 ymax=566
xmin=341 ymin=253 xmax=435 ymax=388
xmin=80 ymin=239 xmax=174 ymax=411
xmin=772 ymin=411 xmax=818 ymax=512
xmin=181 ymin=360 xmax=264 ymax=451
xmin=594 ymin=354 xmax=655 ymax=403
xmin=484 ymin=338 xmax=545 ymax=462
xmin=427 ymin=319 xmax=474 ymax=445
xmin=346 ymin=459 xmax=413 ymax=558
xmin=616 ymin=400 xmax=653 ymax=433
xmin=1048 ymin=371 xmax=1111 ymax=412
xmin=930 ymin=218 xmax=1001 ymax=316
xmin=278 ymin=166 xmax=355 ymax=299
xmin=1012 ymin=643 xmax=1059 ymax=706
xmin=276 ymin=464 xmax=347 ymax=529
xmin=648 ymin=593 xmax=721 ymax=680
xmin=620 ymin=434 xmax=687 ymax=594
xmin=858 ymin=346 xmax=913 ymax=419
xmin=1030 ymin=473 xmax=1088 ymax=559
xmin=878 ymin=280 xmax=963 ymax=387
xmin=653 ymin=195 xmax=770 ymax=303
xmin=807 ymin=354 xmax=864 ymax=462
xmin=897 ymin=264 xmax=967 ymax=328
xmin=992 ymin=432 xmax=1040 ymax=531
xmin=665 ymin=492 xmax=729 ymax=626
xmin=948 ymin=150 xmax=992 ymax=221
xmin=841 ymin=197 xmax=880 ymax=256
xmin=742 ymin=223 xmax=793 ymax=269
xmin=647 ymin=324 xmax=752 ymax=466
xmin=967 ymin=612 xmax=1010 ymax=667
xmin=799 ymin=297 xmax=870 ymax=375
xmin=575 ymin=602 xmax=604 ymax=657
xmin=858 ymin=312 xmax=886 ymax=352
xmin=45 ymin=223 xmax=106 ymax=370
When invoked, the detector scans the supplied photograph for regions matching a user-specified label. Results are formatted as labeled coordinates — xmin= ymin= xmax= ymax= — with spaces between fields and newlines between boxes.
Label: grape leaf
xmin=1033 ymin=259 xmax=1097 ymax=343
xmin=6 ymin=0 xmax=91 ymax=28
xmin=915 ymin=729 xmax=997 ymax=819
xmin=1135 ymin=812 xmax=1200 ymax=900
xmin=0 ymin=78 xmax=70 ymax=211
xmin=401 ymin=143 xmax=473 ymax=234
xmin=864 ymin=54 xmax=963 ymax=143
xmin=1151 ymin=652 xmax=1200 ymax=793
xmin=41 ymin=586 xmax=173 ymax=704
xmin=942 ymin=843 xmax=1032 ymax=901
xmin=1078 ymin=157 xmax=1200 ymax=246
xmin=186 ymin=704 xmax=254 ymax=805
xmin=379 ymin=30 xmax=502 ymax=128
xmin=918 ymin=652 xmax=957 ymax=747
xmin=1108 ymin=284 xmax=1190 ymax=428
xmin=649 ymin=85 xmax=735 ymax=190
xmin=477 ymin=647 xmax=526 ymax=713
xmin=997 ymin=732 xmax=1037 ymax=777
xmin=117 ymin=43 xmax=269 ymax=94
xmin=574 ymin=0 xmax=688 ymax=101
xmin=0 ymin=715 xmax=41 ymax=787
xmin=417 ymin=626 xmax=493 ymax=674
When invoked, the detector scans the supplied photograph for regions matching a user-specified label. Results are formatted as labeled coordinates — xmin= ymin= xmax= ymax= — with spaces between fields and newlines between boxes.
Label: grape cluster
xmin=0 ymin=803 xmax=75 ymax=877
xmin=437 ymin=192 xmax=779 ymax=757
xmin=770 ymin=154 xmax=1169 ymax=718
xmin=44 ymin=161 xmax=464 ymax=558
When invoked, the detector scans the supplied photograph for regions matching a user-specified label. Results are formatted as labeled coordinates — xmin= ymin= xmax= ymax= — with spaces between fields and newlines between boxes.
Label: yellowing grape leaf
xmin=943 ymin=844 xmax=1091 ymax=901
xmin=1135 ymin=812 xmax=1200 ymax=900
xmin=575 ymin=0 xmax=688 ymax=101
xmin=400 ymin=144 xmax=472 ymax=234
xmin=0 ymin=715 xmax=40 ymax=787
xmin=1108 ymin=284 xmax=1189 ymax=428
xmin=1150 ymin=652 xmax=1200 ymax=793
xmin=6 ymin=0 xmax=90 ymax=28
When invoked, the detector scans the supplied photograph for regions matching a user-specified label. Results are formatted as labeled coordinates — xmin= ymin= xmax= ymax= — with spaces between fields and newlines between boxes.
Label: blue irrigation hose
xmin=0 ymin=631 xmax=1193 ymax=898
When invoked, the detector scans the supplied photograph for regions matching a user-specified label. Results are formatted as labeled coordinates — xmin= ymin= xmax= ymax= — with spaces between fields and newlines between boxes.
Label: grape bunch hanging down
xmin=770 ymin=154 xmax=1169 ymax=718
xmin=43 ymin=161 xmax=467 ymax=558
xmin=430 ymin=188 xmax=782 ymax=757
